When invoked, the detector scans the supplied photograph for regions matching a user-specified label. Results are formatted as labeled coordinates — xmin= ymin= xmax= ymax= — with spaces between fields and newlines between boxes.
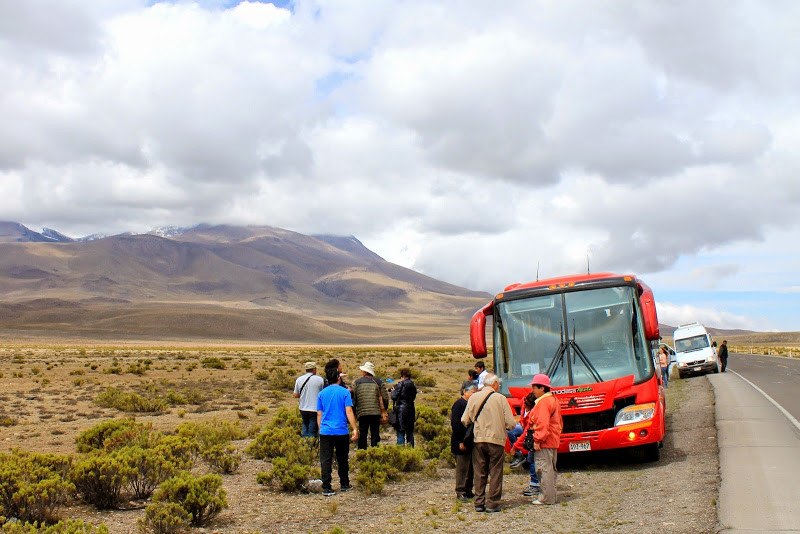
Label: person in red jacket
xmin=530 ymin=373 xmax=562 ymax=505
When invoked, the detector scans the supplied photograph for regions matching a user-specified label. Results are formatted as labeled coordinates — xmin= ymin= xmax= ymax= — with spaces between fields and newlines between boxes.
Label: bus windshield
xmin=493 ymin=285 xmax=654 ymax=391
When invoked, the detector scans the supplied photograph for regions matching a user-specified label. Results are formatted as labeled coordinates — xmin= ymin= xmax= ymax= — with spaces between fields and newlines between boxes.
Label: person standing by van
xmin=658 ymin=347 xmax=670 ymax=388
xmin=718 ymin=340 xmax=728 ymax=372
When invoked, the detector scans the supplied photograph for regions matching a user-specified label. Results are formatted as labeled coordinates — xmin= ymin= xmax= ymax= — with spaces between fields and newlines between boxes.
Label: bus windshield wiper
xmin=570 ymin=321 xmax=603 ymax=383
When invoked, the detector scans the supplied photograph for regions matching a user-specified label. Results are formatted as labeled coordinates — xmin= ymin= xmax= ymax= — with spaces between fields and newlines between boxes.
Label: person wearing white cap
xmin=294 ymin=361 xmax=325 ymax=438
xmin=352 ymin=361 xmax=390 ymax=450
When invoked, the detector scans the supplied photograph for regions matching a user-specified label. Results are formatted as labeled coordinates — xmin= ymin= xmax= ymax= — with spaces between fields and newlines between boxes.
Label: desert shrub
xmin=412 ymin=374 xmax=437 ymax=388
xmin=119 ymin=446 xmax=185 ymax=500
xmin=415 ymin=405 xmax=447 ymax=441
xmin=75 ymin=419 xmax=154 ymax=453
xmin=268 ymin=369 xmax=295 ymax=391
xmin=200 ymin=357 xmax=225 ymax=370
xmin=438 ymin=446 xmax=456 ymax=467
xmin=422 ymin=434 xmax=450 ymax=460
xmin=352 ymin=445 xmax=425 ymax=495
xmin=0 ymin=451 xmax=75 ymax=523
xmin=176 ymin=420 xmax=245 ymax=448
xmin=126 ymin=362 xmax=149 ymax=375
xmin=175 ymin=420 xmax=244 ymax=474
xmin=201 ymin=445 xmax=241 ymax=475
xmin=94 ymin=388 xmax=167 ymax=413
xmin=152 ymin=473 xmax=227 ymax=527
xmin=254 ymin=371 xmax=269 ymax=380
xmin=0 ymin=416 xmax=17 ymax=427
xmin=256 ymin=457 xmax=320 ymax=492
xmin=138 ymin=501 xmax=190 ymax=534
xmin=1 ymin=519 xmax=109 ymax=534
xmin=245 ymin=408 xmax=308 ymax=461
xmin=70 ymin=452 xmax=134 ymax=509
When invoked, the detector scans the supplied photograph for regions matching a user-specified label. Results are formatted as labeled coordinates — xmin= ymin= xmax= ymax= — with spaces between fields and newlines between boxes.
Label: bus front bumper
xmin=558 ymin=419 xmax=663 ymax=454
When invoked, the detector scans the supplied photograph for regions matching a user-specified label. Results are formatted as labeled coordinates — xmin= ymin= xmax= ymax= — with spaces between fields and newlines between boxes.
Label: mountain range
xmin=0 ymin=221 xmax=490 ymax=343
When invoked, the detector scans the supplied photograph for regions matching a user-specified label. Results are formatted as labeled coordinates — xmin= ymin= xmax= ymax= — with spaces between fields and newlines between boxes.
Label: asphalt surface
xmin=707 ymin=353 xmax=800 ymax=533
xmin=726 ymin=352 xmax=800 ymax=422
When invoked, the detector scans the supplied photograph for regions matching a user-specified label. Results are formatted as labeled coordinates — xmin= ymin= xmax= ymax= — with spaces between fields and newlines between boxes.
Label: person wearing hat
xmin=460 ymin=374 xmax=517 ymax=513
xmin=351 ymin=361 xmax=390 ymax=450
xmin=529 ymin=373 xmax=563 ymax=505
xmin=293 ymin=361 xmax=325 ymax=438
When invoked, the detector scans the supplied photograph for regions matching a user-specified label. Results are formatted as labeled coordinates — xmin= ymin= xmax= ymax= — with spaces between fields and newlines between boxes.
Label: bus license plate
xmin=569 ymin=440 xmax=591 ymax=452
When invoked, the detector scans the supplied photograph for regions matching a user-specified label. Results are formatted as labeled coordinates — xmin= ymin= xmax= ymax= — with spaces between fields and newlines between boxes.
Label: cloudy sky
xmin=2 ymin=0 xmax=799 ymax=331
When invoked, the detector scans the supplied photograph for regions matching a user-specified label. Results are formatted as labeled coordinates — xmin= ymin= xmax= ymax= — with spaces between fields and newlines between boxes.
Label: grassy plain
xmin=0 ymin=343 xmax=723 ymax=533
xmin=0 ymin=343 xmax=471 ymax=456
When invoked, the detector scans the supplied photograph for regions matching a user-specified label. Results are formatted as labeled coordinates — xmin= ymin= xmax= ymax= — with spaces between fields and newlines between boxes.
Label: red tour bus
xmin=470 ymin=273 xmax=666 ymax=460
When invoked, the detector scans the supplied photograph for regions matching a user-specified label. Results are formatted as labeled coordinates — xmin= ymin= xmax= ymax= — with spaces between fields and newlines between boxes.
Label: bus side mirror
xmin=638 ymin=282 xmax=660 ymax=341
xmin=470 ymin=302 xmax=493 ymax=358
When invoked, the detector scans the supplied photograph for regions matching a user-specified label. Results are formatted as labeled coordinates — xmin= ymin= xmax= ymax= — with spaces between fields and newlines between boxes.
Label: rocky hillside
xmin=0 ymin=222 xmax=490 ymax=343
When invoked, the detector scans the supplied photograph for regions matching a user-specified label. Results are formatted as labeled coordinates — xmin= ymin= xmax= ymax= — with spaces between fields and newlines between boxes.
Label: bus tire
xmin=640 ymin=443 xmax=660 ymax=462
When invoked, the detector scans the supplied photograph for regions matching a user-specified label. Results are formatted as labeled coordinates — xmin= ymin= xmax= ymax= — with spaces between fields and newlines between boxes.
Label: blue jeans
xmin=507 ymin=423 xmax=523 ymax=446
xmin=661 ymin=366 xmax=669 ymax=388
xmin=301 ymin=410 xmax=318 ymax=438
xmin=528 ymin=450 xmax=539 ymax=486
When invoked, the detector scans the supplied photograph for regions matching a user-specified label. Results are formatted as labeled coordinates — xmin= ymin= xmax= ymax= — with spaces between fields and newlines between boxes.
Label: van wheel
xmin=678 ymin=371 xmax=686 ymax=379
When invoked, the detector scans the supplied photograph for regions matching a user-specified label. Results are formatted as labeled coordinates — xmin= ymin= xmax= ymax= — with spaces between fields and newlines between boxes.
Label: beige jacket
xmin=460 ymin=386 xmax=516 ymax=446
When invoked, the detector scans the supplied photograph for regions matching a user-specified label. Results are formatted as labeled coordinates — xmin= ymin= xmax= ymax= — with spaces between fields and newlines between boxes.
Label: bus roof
xmin=502 ymin=272 xmax=637 ymax=294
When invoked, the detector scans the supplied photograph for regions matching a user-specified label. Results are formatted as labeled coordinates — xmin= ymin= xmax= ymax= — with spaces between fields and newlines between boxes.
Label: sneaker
xmin=522 ymin=485 xmax=540 ymax=497
xmin=340 ymin=486 xmax=352 ymax=492
xmin=485 ymin=507 xmax=501 ymax=513
xmin=322 ymin=488 xmax=335 ymax=496
xmin=474 ymin=505 xmax=485 ymax=512
xmin=510 ymin=451 xmax=525 ymax=468
xmin=457 ymin=494 xmax=472 ymax=502
xmin=532 ymin=499 xmax=547 ymax=505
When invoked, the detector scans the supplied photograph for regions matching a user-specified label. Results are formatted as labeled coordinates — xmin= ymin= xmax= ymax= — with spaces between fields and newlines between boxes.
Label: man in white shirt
xmin=294 ymin=361 xmax=325 ymax=438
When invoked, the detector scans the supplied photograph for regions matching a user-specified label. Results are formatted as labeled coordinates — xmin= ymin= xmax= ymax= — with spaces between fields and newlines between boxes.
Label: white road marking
xmin=730 ymin=369 xmax=800 ymax=433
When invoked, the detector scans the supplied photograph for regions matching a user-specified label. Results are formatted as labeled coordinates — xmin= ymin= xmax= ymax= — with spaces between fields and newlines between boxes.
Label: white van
xmin=673 ymin=322 xmax=719 ymax=378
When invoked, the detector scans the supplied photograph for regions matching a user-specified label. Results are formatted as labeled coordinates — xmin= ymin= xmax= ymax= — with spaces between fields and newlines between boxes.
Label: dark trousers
xmin=319 ymin=434 xmax=350 ymax=490
xmin=472 ymin=442 xmax=505 ymax=508
xmin=455 ymin=453 xmax=474 ymax=497
xmin=720 ymin=356 xmax=727 ymax=372
xmin=300 ymin=410 xmax=318 ymax=438
xmin=357 ymin=414 xmax=381 ymax=449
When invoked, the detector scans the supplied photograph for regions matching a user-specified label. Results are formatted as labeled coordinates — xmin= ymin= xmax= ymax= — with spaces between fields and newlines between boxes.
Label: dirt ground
xmin=0 ymin=345 xmax=720 ymax=533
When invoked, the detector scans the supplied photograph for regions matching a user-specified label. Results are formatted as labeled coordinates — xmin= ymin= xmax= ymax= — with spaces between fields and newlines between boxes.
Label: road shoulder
xmin=710 ymin=371 xmax=800 ymax=532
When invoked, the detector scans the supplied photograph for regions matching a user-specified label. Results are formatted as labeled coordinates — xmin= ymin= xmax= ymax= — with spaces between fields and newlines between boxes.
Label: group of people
xmin=293 ymin=358 xmax=563 ymax=508
xmin=292 ymin=359 xmax=417 ymax=496
xmin=657 ymin=338 xmax=729 ymax=388
xmin=451 ymin=365 xmax=563 ymax=512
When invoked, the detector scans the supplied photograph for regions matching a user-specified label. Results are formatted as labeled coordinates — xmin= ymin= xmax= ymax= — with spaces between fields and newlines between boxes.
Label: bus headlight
xmin=614 ymin=403 xmax=656 ymax=427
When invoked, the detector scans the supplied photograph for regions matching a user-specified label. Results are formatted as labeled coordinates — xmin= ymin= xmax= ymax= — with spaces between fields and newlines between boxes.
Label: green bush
xmin=1 ymin=519 xmax=108 ymax=534
xmin=352 ymin=445 xmax=425 ymax=495
xmin=201 ymin=445 xmax=241 ymax=475
xmin=245 ymin=408 xmax=310 ymax=463
xmin=268 ymin=369 xmax=295 ymax=391
xmin=94 ymin=388 xmax=167 ymax=413
xmin=0 ymin=451 xmax=75 ymax=524
xmin=415 ymin=405 xmax=447 ymax=441
xmin=200 ymin=357 xmax=225 ymax=370
xmin=423 ymin=434 xmax=450 ymax=460
xmin=175 ymin=420 xmax=244 ymax=474
xmin=256 ymin=457 xmax=320 ymax=492
xmin=138 ymin=501 xmax=190 ymax=534
xmin=119 ymin=446 xmax=185 ymax=500
xmin=153 ymin=473 xmax=227 ymax=526
xmin=75 ymin=419 xmax=154 ymax=453
xmin=70 ymin=452 xmax=134 ymax=509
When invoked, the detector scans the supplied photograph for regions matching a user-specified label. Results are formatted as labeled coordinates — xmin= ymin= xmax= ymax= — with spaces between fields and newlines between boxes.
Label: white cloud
xmin=1 ymin=0 xmax=800 ymax=330
xmin=656 ymin=301 xmax=774 ymax=332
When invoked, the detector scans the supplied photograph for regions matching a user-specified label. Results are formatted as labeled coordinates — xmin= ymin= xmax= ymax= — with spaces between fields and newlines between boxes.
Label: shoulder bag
xmin=461 ymin=391 xmax=493 ymax=451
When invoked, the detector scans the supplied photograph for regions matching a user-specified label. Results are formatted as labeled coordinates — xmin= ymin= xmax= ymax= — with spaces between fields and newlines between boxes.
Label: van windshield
xmin=493 ymin=286 xmax=653 ymax=391
xmin=675 ymin=335 xmax=709 ymax=353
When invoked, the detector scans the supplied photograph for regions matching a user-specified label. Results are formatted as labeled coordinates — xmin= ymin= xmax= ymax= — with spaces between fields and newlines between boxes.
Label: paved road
xmin=727 ymin=352 xmax=800 ymax=422
xmin=708 ymin=355 xmax=800 ymax=533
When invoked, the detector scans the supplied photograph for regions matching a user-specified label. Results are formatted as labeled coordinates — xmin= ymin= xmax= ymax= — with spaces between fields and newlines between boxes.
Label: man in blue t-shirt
xmin=317 ymin=367 xmax=358 ymax=496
